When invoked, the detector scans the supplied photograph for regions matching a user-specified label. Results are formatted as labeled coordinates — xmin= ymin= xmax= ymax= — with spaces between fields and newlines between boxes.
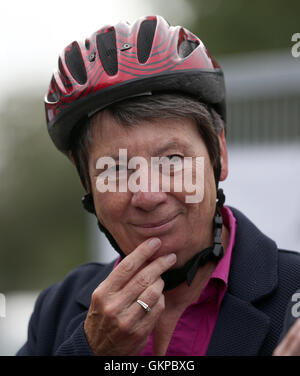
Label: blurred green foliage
xmin=0 ymin=91 xmax=88 ymax=292
xmin=157 ymin=0 xmax=300 ymax=56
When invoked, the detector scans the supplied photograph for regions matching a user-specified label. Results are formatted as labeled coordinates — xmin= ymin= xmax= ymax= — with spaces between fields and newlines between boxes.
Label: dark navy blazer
xmin=17 ymin=207 xmax=300 ymax=356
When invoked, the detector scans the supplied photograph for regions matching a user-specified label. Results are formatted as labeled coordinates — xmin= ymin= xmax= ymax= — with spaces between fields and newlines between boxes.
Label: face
xmin=88 ymin=111 xmax=228 ymax=267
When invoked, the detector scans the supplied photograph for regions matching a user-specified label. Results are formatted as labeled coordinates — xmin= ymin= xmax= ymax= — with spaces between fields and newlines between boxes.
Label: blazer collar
xmin=227 ymin=206 xmax=278 ymax=302
xmin=206 ymin=206 xmax=279 ymax=355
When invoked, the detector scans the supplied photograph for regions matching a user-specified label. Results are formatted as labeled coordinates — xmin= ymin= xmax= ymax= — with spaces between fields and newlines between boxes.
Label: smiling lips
xmin=131 ymin=213 xmax=180 ymax=233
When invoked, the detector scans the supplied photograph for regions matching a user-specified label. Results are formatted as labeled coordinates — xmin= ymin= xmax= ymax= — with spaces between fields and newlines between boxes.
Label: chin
xmin=149 ymin=237 xmax=183 ymax=262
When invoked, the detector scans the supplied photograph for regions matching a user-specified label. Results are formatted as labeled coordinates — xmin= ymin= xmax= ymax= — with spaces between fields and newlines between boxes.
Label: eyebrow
xmin=93 ymin=140 xmax=192 ymax=165
xmin=151 ymin=140 xmax=191 ymax=157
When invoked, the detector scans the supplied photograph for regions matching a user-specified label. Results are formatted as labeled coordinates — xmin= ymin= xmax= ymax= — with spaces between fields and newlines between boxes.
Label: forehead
xmin=89 ymin=111 xmax=205 ymax=157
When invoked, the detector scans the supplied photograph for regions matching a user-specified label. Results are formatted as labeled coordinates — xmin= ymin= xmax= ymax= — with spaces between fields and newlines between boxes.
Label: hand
xmin=84 ymin=237 xmax=177 ymax=355
xmin=273 ymin=318 xmax=300 ymax=356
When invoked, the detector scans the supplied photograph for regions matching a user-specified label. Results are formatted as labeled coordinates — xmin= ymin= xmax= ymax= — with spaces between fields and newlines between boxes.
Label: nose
xmin=129 ymin=161 xmax=168 ymax=211
xmin=131 ymin=190 xmax=168 ymax=212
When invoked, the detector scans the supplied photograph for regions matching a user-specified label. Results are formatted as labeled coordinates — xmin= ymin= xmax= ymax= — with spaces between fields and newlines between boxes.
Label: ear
xmin=218 ymin=129 xmax=229 ymax=181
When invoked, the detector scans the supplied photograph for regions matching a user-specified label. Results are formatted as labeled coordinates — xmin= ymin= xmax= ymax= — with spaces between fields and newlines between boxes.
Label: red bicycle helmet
xmin=45 ymin=15 xmax=226 ymax=154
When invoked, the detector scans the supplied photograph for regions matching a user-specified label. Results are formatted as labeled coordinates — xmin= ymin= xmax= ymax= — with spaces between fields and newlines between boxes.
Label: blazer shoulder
xmin=278 ymin=248 xmax=300 ymax=265
xmin=45 ymin=261 xmax=116 ymax=301
xmin=26 ymin=261 xmax=116 ymax=324
xmin=277 ymin=249 xmax=300 ymax=287
xmin=17 ymin=261 xmax=117 ymax=355
xmin=61 ymin=261 xmax=115 ymax=285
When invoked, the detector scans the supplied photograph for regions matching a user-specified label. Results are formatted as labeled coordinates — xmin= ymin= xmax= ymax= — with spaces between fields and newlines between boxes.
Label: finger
xmin=283 ymin=339 xmax=300 ymax=356
xmin=274 ymin=336 xmax=300 ymax=356
xmin=136 ymin=294 xmax=165 ymax=333
xmin=121 ymin=281 xmax=165 ymax=334
xmin=273 ymin=333 xmax=292 ymax=356
xmin=123 ymin=253 xmax=176 ymax=300
xmin=273 ymin=340 xmax=290 ymax=356
xmin=115 ymin=294 xmax=165 ymax=355
xmin=136 ymin=278 xmax=165 ymax=314
xmin=104 ymin=237 xmax=162 ymax=292
xmin=273 ymin=319 xmax=300 ymax=355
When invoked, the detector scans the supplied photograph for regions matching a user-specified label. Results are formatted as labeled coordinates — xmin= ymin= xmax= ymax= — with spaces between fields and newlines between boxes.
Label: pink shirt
xmin=114 ymin=206 xmax=237 ymax=356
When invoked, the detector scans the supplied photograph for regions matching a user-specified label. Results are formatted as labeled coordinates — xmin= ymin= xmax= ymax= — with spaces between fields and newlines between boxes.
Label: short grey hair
xmin=70 ymin=93 xmax=225 ymax=192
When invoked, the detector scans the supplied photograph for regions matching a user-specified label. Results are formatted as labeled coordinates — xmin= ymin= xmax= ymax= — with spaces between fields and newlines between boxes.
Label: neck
xmin=163 ymin=224 xmax=229 ymax=310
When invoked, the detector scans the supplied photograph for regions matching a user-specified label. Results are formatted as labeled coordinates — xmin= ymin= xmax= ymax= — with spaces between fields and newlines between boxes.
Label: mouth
xmin=130 ymin=213 xmax=180 ymax=235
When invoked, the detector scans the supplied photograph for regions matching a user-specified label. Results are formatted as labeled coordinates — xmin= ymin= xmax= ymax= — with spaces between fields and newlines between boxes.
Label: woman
xmin=72 ymin=93 xmax=229 ymax=356
xmin=17 ymin=15 xmax=300 ymax=356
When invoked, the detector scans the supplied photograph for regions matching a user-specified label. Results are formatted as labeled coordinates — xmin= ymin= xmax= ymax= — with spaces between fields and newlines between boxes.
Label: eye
xmin=157 ymin=154 xmax=184 ymax=176
xmin=167 ymin=154 xmax=183 ymax=163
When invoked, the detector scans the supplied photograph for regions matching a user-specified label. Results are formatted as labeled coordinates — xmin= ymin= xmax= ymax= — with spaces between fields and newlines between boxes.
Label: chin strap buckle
xmin=212 ymin=189 xmax=225 ymax=260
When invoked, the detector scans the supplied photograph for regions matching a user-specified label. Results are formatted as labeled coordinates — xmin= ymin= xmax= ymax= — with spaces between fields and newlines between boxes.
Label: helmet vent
xmin=178 ymin=39 xmax=199 ymax=58
xmin=65 ymin=42 xmax=87 ymax=85
xmin=137 ymin=19 xmax=157 ymax=63
xmin=58 ymin=57 xmax=71 ymax=87
xmin=47 ymin=91 xmax=59 ymax=103
xmin=46 ymin=75 xmax=60 ymax=103
xmin=96 ymin=29 xmax=118 ymax=76
xmin=85 ymin=39 xmax=90 ymax=50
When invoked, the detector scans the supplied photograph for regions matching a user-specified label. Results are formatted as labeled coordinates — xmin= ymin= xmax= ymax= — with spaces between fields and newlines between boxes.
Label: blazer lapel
xmin=206 ymin=293 xmax=270 ymax=356
xmin=207 ymin=207 xmax=278 ymax=356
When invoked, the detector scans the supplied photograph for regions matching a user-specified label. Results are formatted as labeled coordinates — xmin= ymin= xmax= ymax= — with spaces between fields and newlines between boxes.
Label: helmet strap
xmin=161 ymin=188 xmax=225 ymax=290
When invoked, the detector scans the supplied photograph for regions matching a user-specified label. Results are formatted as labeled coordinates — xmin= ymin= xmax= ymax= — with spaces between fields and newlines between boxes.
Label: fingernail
xmin=166 ymin=253 xmax=177 ymax=265
xmin=148 ymin=238 xmax=161 ymax=250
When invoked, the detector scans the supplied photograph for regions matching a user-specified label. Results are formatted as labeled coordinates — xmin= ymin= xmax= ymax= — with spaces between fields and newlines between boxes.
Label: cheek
xmin=90 ymin=175 xmax=129 ymax=224
xmin=94 ymin=192 xmax=129 ymax=226
xmin=171 ymin=157 xmax=214 ymax=208
xmin=183 ymin=161 xmax=216 ymax=222
xmin=205 ymin=162 xmax=217 ymax=209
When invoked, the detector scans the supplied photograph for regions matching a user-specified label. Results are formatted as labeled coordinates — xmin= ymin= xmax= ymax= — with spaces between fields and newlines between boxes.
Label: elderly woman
xmin=18 ymin=16 xmax=300 ymax=356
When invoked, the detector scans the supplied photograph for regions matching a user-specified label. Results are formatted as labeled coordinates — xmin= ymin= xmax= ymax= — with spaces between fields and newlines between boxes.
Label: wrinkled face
xmin=88 ymin=111 xmax=228 ymax=267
